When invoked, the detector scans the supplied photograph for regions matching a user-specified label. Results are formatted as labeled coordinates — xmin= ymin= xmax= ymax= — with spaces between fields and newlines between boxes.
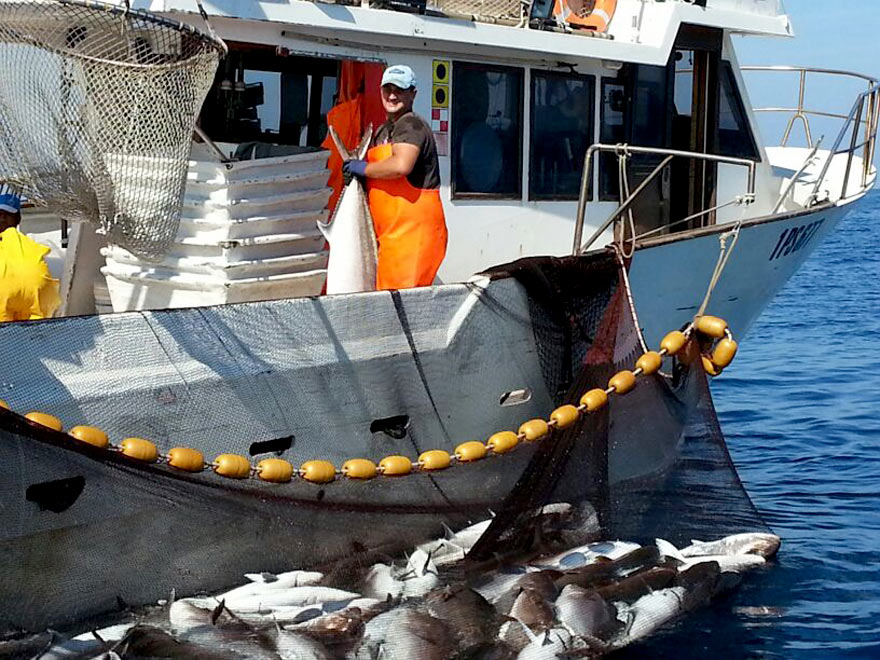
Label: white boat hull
xmin=627 ymin=202 xmax=850 ymax=347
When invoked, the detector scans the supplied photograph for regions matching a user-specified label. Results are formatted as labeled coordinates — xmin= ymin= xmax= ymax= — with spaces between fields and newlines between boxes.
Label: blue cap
xmin=0 ymin=183 xmax=20 ymax=214
xmin=381 ymin=65 xmax=417 ymax=90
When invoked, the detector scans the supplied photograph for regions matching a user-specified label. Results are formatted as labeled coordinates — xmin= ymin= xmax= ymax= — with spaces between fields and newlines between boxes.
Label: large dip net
xmin=0 ymin=0 xmax=224 ymax=259
xmin=0 ymin=252 xmax=769 ymax=635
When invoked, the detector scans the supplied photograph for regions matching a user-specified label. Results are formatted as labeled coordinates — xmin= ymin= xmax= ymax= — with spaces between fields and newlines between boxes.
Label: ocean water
xmin=619 ymin=190 xmax=880 ymax=658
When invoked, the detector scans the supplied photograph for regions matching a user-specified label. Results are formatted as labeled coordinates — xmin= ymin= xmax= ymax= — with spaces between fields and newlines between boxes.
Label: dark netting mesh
xmin=0 ymin=251 xmax=767 ymax=636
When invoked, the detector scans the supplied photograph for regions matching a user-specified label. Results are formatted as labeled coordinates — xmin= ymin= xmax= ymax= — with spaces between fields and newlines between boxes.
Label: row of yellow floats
xmin=0 ymin=316 xmax=737 ymax=485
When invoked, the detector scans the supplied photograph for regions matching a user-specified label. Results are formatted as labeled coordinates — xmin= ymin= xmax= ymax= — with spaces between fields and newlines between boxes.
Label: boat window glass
xmin=451 ymin=62 xmax=523 ymax=198
xmin=199 ymin=45 xmax=338 ymax=149
xmin=717 ymin=61 xmax=760 ymax=161
xmin=599 ymin=78 xmax=626 ymax=201
xmin=529 ymin=71 xmax=595 ymax=200
xmin=631 ymin=64 xmax=668 ymax=148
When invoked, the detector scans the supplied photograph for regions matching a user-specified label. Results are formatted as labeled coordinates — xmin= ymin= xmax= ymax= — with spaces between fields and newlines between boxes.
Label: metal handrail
xmin=741 ymin=66 xmax=880 ymax=200
xmin=572 ymin=144 xmax=757 ymax=255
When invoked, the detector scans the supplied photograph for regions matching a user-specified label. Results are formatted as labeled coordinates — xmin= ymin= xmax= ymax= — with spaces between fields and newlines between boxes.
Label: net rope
xmin=0 ymin=0 xmax=224 ymax=260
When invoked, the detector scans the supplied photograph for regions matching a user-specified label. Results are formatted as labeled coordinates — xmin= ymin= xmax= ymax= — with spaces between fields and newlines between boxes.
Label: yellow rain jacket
xmin=0 ymin=227 xmax=60 ymax=322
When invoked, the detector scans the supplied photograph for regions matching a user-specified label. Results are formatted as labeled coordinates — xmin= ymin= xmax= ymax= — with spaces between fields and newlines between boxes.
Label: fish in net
xmin=0 ymin=250 xmax=770 ymax=641
xmin=0 ymin=0 xmax=224 ymax=260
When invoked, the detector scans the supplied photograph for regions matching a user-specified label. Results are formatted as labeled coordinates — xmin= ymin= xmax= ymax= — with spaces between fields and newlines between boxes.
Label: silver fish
xmin=681 ymin=533 xmax=781 ymax=559
xmin=354 ymin=607 xmax=452 ymax=660
xmin=515 ymin=627 xmax=574 ymax=660
xmin=656 ymin=539 xmax=766 ymax=573
xmin=317 ymin=126 xmax=377 ymax=294
xmin=380 ymin=609 xmax=453 ymax=660
xmin=554 ymin=584 xmax=618 ymax=639
xmin=612 ymin=587 xmax=687 ymax=647
xmin=216 ymin=570 xmax=325 ymax=604
xmin=224 ymin=585 xmax=360 ymax=612
xmin=533 ymin=540 xmax=641 ymax=570
xmin=509 ymin=587 xmax=555 ymax=632
xmin=274 ymin=629 xmax=333 ymax=660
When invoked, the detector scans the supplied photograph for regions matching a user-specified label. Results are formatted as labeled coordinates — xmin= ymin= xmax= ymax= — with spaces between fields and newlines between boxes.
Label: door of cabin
xmin=602 ymin=26 xmax=722 ymax=242
xmin=669 ymin=26 xmax=721 ymax=229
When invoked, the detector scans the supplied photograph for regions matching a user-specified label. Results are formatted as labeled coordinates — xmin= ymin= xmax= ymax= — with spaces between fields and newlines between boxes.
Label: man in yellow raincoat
xmin=0 ymin=184 xmax=60 ymax=322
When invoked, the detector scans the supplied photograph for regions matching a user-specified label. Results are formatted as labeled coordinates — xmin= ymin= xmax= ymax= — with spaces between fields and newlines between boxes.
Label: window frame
xmin=715 ymin=60 xmax=761 ymax=162
xmin=527 ymin=69 xmax=596 ymax=202
xmin=450 ymin=61 xmax=525 ymax=200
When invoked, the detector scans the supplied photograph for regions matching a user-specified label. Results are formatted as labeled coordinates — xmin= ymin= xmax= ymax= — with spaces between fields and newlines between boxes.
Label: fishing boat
xmin=0 ymin=0 xmax=875 ymax=634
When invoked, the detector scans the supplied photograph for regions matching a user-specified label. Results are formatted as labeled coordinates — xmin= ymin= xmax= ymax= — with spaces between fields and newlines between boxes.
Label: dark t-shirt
xmin=373 ymin=112 xmax=441 ymax=190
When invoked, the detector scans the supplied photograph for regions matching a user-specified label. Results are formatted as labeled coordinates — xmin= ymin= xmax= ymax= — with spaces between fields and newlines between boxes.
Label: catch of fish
xmin=3 ymin=504 xmax=780 ymax=659
xmin=317 ymin=127 xmax=378 ymax=295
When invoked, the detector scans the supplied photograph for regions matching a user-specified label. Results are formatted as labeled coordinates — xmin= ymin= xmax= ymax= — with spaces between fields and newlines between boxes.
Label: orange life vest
xmin=366 ymin=143 xmax=447 ymax=290
xmin=553 ymin=0 xmax=616 ymax=31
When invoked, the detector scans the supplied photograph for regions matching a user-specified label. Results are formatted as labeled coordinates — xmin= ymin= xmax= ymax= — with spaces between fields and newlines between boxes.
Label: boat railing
xmin=571 ymin=144 xmax=758 ymax=255
xmin=741 ymin=66 xmax=880 ymax=203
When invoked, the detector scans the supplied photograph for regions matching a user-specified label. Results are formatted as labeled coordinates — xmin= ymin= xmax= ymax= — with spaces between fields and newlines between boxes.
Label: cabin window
xmin=717 ymin=62 xmax=760 ymax=161
xmin=529 ymin=71 xmax=595 ymax=200
xmin=451 ymin=62 xmax=523 ymax=198
xmin=599 ymin=78 xmax=626 ymax=201
xmin=199 ymin=45 xmax=338 ymax=149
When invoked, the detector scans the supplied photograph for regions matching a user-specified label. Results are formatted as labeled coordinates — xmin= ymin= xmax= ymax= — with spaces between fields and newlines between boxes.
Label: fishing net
xmin=0 ymin=251 xmax=767 ymax=634
xmin=0 ymin=0 xmax=224 ymax=260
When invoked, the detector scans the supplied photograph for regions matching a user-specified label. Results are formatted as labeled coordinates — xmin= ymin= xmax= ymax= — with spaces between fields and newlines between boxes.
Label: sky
xmin=733 ymin=1 xmax=879 ymax=157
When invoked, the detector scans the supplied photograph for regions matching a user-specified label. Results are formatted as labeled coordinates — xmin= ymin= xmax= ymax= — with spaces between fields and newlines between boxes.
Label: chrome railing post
xmin=572 ymin=145 xmax=598 ymax=255
xmin=841 ymin=99 xmax=863 ymax=200
xmin=572 ymin=144 xmax=757 ymax=255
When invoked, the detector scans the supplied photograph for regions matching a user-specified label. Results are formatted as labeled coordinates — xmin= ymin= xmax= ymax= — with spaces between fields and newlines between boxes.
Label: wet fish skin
xmin=274 ymin=629 xmax=332 ymax=660
xmin=534 ymin=541 xmax=642 ymax=570
xmin=611 ymin=586 xmax=687 ymax=647
xmin=219 ymin=571 xmax=325 ymax=603
xmin=515 ymin=627 xmax=575 ymax=660
xmin=656 ymin=539 xmax=766 ymax=573
xmin=552 ymin=545 xmax=660 ymax=592
xmin=224 ymin=586 xmax=361 ymax=612
xmin=554 ymin=584 xmax=618 ymax=639
xmin=491 ymin=570 xmax=560 ymax=614
xmin=509 ymin=587 xmax=556 ymax=633
xmin=114 ymin=624 xmax=243 ymax=659
xmin=422 ymin=584 xmax=503 ymax=650
xmin=317 ymin=127 xmax=377 ymax=295
xmin=594 ymin=566 xmax=677 ymax=603
xmin=375 ymin=609 xmax=454 ymax=660
xmin=681 ymin=533 xmax=782 ymax=559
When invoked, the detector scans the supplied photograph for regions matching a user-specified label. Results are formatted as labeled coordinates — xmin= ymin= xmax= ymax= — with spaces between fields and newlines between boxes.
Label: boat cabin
xmin=178 ymin=0 xmax=787 ymax=285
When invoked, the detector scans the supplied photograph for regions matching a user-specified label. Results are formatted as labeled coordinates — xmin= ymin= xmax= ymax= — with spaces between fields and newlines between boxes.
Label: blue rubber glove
xmin=343 ymin=159 xmax=368 ymax=183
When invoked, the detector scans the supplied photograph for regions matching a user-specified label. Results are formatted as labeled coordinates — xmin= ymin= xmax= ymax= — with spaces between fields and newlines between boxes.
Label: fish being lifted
xmin=317 ymin=126 xmax=378 ymax=294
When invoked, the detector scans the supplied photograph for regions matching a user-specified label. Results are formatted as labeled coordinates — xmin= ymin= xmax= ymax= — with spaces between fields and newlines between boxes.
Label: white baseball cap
xmin=381 ymin=64 xmax=417 ymax=90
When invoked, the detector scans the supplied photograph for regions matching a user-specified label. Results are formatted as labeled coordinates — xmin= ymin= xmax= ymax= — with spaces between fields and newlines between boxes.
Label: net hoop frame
xmin=55 ymin=0 xmax=228 ymax=58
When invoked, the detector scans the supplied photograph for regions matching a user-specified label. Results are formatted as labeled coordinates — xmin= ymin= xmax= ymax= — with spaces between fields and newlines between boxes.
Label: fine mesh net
xmin=0 ymin=0 xmax=224 ymax=259
xmin=429 ymin=0 xmax=525 ymax=21
xmin=0 ymin=253 xmax=767 ymax=633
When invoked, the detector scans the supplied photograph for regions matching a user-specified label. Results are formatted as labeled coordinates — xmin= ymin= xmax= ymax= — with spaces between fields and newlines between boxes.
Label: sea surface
xmin=619 ymin=190 xmax=880 ymax=658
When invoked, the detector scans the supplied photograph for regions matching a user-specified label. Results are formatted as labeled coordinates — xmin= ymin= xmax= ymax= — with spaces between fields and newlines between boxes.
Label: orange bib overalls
xmin=366 ymin=143 xmax=447 ymax=290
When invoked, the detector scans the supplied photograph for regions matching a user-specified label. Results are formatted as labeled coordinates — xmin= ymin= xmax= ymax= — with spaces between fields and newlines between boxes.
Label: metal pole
xmin=572 ymin=145 xmax=598 ymax=255
xmin=841 ymin=99 xmax=864 ymax=200
xmin=193 ymin=125 xmax=232 ymax=163
xmin=578 ymin=154 xmax=673 ymax=255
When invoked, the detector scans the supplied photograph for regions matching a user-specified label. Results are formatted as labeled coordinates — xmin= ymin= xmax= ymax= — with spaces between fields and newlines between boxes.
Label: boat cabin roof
xmin=144 ymin=0 xmax=792 ymax=67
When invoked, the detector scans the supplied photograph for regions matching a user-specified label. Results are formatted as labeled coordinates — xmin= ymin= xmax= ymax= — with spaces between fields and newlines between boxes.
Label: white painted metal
xmin=47 ymin=0 xmax=870 ymax=351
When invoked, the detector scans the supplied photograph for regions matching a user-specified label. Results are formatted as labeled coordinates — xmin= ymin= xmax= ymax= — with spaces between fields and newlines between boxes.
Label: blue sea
xmin=620 ymin=190 xmax=880 ymax=658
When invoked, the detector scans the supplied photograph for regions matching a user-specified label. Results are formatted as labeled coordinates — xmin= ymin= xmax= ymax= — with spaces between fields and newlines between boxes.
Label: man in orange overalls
xmin=343 ymin=65 xmax=447 ymax=290
xmin=0 ymin=184 xmax=60 ymax=322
